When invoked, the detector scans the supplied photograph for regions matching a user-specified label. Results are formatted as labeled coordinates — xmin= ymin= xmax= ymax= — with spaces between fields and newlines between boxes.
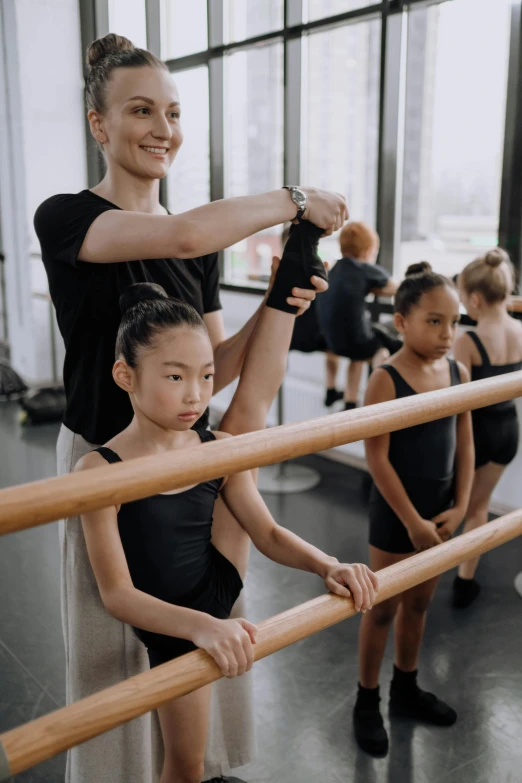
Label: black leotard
xmin=93 ymin=429 xmax=243 ymax=667
xmin=369 ymin=359 xmax=461 ymax=554
xmin=467 ymin=331 xmax=521 ymax=468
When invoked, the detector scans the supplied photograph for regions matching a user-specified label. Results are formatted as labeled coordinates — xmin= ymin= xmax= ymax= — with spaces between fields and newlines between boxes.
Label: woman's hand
xmin=432 ymin=506 xmax=465 ymax=542
xmin=268 ymin=256 xmax=329 ymax=316
xmin=300 ymin=187 xmax=349 ymax=234
xmin=407 ymin=518 xmax=443 ymax=551
xmin=191 ymin=617 xmax=258 ymax=677
xmin=324 ymin=562 xmax=379 ymax=612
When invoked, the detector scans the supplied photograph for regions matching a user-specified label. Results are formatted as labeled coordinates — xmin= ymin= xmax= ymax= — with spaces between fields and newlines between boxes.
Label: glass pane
xmin=167 ymin=67 xmax=210 ymax=214
xmin=301 ymin=20 xmax=381 ymax=261
xmin=161 ymin=0 xmax=208 ymax=60
xmin=399 ymin=0 xmax=512 ymax=279
xmin=108 ymin=0 xmax=147 ymax=50
xmin=224 ymin=0 xmax=284 ymax=42
xmin=223 ymin=43 xmax=284 ymax=285
xmin=304 ymin=0 xmax=375 ymax=24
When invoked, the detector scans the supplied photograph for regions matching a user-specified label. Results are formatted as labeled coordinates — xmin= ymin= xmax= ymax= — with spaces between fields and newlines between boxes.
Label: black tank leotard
xmin=369 ymin=359 xmax=461 ymax=554
xmin=467 ymin=331 xmax=521 ymax=469
xmin=93 ymin=429 xmax=243 ymax=667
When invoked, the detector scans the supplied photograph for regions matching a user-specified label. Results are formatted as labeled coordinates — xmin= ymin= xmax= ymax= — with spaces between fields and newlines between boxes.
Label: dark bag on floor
xmin=19 ymin=386 xmax=66 ymax=424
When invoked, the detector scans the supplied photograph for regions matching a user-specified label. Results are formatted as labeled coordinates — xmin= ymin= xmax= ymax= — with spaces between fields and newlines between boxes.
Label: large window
xmin=108 ymin=0 xmax=147 ymax=48
xmin=224 ymin=0 xmax=284 ymax=42
xmin=303 ymin=0 xmax=376 ymax=24
xmin=161 ymin=0 xmax=208 ymax=60
xmin=301 ymin=20 xmax=381 ymax=263
xmin=223 ymin=43 xmax=284 ymax=285
xmin=166 ymin=67 xmax=210 ymax=214
xmin=399 ymin=0 xmax=512 ymax=279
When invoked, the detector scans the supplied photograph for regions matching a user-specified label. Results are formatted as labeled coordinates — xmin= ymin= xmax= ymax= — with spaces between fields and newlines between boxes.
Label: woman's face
xmin=395 ymin=285 xmax=460 ymax=360
xmin=117 ymin=326 xmax=215 ymax=431
xmin=92 ymin=66 xmax=183 ymax=180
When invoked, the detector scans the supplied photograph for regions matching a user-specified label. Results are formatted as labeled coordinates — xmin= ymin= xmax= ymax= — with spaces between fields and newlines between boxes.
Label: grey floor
xmin=0 ymin=402 xmax=521 ymax=783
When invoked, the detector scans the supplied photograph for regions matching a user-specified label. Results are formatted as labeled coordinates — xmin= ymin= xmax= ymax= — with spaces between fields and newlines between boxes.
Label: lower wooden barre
xmin=1 ymin=508 xmax=521 ymax=779
xmin=1 ymin=372 xmax=522 ymax=537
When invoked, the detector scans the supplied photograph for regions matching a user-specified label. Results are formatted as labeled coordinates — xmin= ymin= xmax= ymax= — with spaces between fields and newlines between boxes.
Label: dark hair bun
xmin=405 ymin=261 xmax=432 ymax=277
xmin=119 ymin=283 xmax=168 ymax=315
xmin=87 ymin=33 xmax=136 ymax=69
xmin=484 ymin=248 xmax=509 ymax=268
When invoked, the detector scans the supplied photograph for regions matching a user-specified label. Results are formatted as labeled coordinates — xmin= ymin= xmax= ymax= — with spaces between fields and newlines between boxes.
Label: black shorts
xmin=369 ymin=475 xmax=455 ymax=554
xmin=473 ymin=409 xmax=519 ymax=469
xmin=329 ymin=332 xmax=382 ymax=362
xmin=134 ymin=546 xmax=243 ymax=668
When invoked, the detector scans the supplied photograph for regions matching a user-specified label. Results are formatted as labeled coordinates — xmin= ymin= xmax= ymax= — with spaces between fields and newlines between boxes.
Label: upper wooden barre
xmin=0 ymin=371 xmax=522 ymax=537
xmin=1 ymin=507 xmax=521 ymax=778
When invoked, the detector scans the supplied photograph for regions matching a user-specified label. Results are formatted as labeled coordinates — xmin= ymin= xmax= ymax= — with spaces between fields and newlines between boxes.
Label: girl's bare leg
xmin=394 ymin=576 xmax=440 ymax=672
xmin=458 ymin=462 xmax=505 ymax=580
xmin=346 ymin=360 xmax=364 ymax=404
xmin=158 ymin=685 xmax=212 ymax=783
xmin=326 ymin=352 xmax=340 ymax=389
xmin=358 ymin=547 xmax=407 ymax=689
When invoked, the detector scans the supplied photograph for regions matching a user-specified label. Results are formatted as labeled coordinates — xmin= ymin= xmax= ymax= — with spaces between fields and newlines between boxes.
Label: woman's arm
xmin=364 ymin=369 xmax=442 ymax=550
xmin=79 ymin=188 xmax=347 ymax=263
xmin=371 ymin=280 xmax=399 ymax=297
xmin=220 ymin=460 xmax=378 ymax=611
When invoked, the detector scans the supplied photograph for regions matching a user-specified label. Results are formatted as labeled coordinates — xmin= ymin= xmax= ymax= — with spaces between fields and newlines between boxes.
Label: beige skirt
xmin=57 ymin=424 xmax=255 ymax=783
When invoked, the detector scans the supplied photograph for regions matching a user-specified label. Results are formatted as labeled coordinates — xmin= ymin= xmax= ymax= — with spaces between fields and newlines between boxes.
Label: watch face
xmin=293 ymin=188 xmax=306 ymax=208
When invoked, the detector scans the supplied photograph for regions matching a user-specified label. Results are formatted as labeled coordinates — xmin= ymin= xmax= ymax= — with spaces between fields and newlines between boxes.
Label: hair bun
xmin=405 ymin=261 xmax=432 ymax=277
xmin=484 ymin=247 xmax=509 ymax=268
xmin=119 ymin=283 xmax=168 ymax=315
xmin=87 ymin=33 xmax=136 ymax=69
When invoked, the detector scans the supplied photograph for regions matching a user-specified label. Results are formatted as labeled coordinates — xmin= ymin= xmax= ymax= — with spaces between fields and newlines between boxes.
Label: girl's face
xmin=90 ymin=66 xmax=183 ymax=180
xmin=117 ymin=326 xmax=214 ymax=431
xmin=395 ymin=285 xmax=460 ymax=360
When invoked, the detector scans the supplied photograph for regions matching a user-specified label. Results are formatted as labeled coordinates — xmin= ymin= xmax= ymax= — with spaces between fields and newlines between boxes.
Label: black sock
xmin=266 ymin=220 xmax=326 ymax=314
xmin=344 ymin=401 xmax=357 ymax=411
xmin=325 ymin=388 xmax=343 ymax=406
xmin=356 ymin=683 xmax=380 ymax=709
xmin=391 ymin=665 xmax=418 ymax=693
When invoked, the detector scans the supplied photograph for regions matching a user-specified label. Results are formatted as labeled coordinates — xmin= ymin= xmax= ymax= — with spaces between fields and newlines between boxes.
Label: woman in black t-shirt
xmin=34 ymin=33 xmax=348 ymax=783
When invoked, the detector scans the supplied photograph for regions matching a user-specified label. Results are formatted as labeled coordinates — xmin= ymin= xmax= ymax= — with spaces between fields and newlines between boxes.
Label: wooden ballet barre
xmin=508 ymin=295 xmax=522 ymax=313
xmin=0 ymin=372 xmax=522 ymax=538
xmin=0 ymin=508 xmax=521 ymax=780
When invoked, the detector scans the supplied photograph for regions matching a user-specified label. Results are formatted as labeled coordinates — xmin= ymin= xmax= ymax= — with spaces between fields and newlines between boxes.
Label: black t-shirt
xmin=317 ymin=257 xmax=389 ymax=353
xmin=34 ymin=190 xmax=221 ymax=444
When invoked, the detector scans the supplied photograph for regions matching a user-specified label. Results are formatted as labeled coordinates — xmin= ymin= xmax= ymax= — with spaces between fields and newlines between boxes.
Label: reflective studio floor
xmin=0 ymin=401 xmax=521 ymax=783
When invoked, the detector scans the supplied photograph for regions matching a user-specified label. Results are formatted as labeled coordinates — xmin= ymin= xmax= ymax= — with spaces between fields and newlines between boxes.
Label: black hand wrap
xmin=266 ymin=220 xmax=327 ymax=314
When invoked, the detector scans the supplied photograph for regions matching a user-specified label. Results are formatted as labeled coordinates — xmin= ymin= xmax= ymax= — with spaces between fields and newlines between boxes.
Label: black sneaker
xmin=452 ymin=575 xmax=481 ymax=608
xmin=389 ymin=684 xmax=457 ymax=726
xmin=324 ymin=388 xmax=344 ymax=407
xmin=353 ymin=702 xmax=389 ymax=756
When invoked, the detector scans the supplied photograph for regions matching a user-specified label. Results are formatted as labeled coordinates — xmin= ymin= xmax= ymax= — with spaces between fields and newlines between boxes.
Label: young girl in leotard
xmin=76 ymin=282 xmax=378 ymax=783
xmin=353 ymin=262 xmax=474 ymax=757
xmin=452 ymin=248 xmax=522 ymax=608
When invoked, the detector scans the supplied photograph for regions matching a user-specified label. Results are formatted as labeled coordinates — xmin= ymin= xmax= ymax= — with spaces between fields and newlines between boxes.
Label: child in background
xmin=77 ymin=283 xmax=378 ymax=783
xmin=353 ymin=262 xmax=474 ymax=757
xmin=452 ymin=248 xmax=522 ymax=607
xmin=317 ymin=222 xmax=399 ymax=410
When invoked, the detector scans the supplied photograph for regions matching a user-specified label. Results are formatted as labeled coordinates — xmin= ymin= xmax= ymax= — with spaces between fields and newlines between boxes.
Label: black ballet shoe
xmin=324 ymin=388 xmax=344 ymax=407
xmin=344 ymin=401 xmax=357 ymax=411
xmin=353 ymin=686 xmax=389 ymax=756
xmin=266 ymin=220 xmax=327 ymax=314
xmin=452 ymin=575 xmax=481 ymax=608
xmin=203 ymin=776 xmax=248 ymax=783
xmin=389 ymin=682 xmax=457 ymax=726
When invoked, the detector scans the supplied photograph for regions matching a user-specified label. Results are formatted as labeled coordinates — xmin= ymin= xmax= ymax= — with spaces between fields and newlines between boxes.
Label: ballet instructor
xmin=34 ymin=33 xmax=348 ymax=783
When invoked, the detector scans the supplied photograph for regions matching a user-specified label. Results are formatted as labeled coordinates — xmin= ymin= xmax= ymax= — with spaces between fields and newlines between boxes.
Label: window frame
xmin=80 ymin=0 xmax=522 ymax=294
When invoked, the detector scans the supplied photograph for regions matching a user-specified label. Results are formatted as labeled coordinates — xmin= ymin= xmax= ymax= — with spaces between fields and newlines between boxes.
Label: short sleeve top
xmin=317 ymin=257 xmax=390 ymax=349
xmin=34 ymin=190 xmax=222 ymax=444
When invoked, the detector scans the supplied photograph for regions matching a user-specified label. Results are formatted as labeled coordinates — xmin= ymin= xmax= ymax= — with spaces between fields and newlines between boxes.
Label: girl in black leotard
xmin=353 ymin=262 xmax=474 ymax=758
xmin=452 ymin=248 xmax=522 ymax=607
xmin=76 ymin=282 xmax=378 ymax=783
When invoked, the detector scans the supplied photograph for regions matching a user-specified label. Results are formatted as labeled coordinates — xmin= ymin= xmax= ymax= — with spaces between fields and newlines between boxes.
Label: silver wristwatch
xmin=283 ymin=186 xmax=307 ymax=221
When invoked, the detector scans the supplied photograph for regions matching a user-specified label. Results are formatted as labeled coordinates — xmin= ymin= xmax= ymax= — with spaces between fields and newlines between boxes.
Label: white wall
xmin=0 ymin=0 xmax=86 ymax=382
xmin=215 ymin=290 xmax=522 ymax=512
